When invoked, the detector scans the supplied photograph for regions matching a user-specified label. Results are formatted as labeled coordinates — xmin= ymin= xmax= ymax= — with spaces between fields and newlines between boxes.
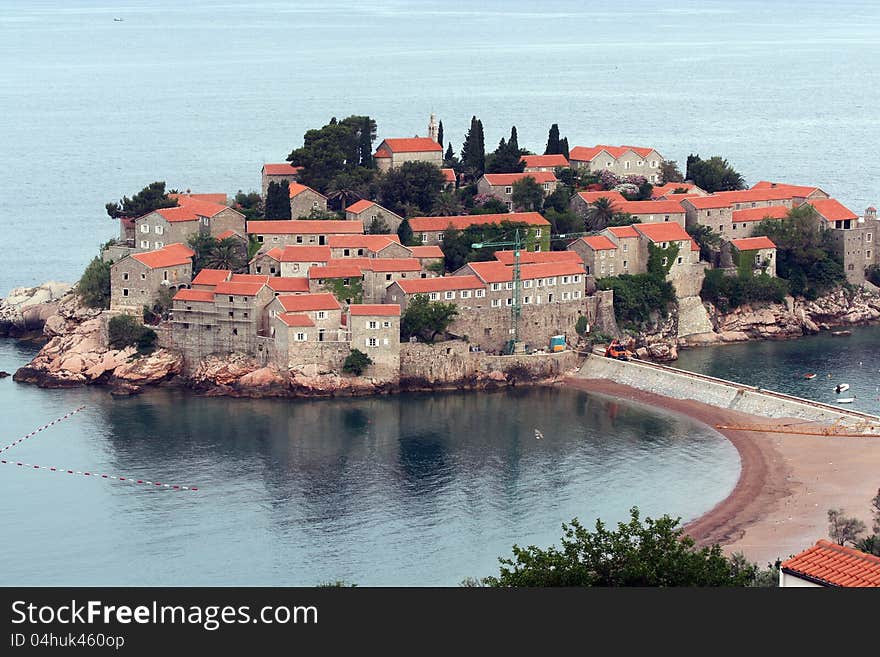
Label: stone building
xmin=133 ymin=198 xmax=245 ymax=253
xmin=476 ymin=172 xmax=558 ymax=210
xmin=288 ymin=183 xmax=329 ymax=219
xmin=110 ymin=243 xmax=194 ymax=314
xmin=191 ymin=268 xmax=232 ymax=290
xmin=815 ymin=201 xmax=878 ymax=284
xmin=632 ymin=223 xmax=704 ymax=297
xmin=682 ymin=196 xmax=735 ymax=236
xmin=348 ymin=305 xmax=401 ymax=380
xmin=344 ymin=200 xmax=404 ymax=233
xmin=360 ymin=258 xmax=433 ymax=303
xmin=247 ymin=220 xmax=363 ymax=247
xmin=328 ymin=234 xmax=407 ymax=259
xmin=408 ymin=212 xmax=551 ymax=249
xmin=521 ymin=154 xmax=569 ymax=172
xmin=441 ymin=168 xmax=457 ymax=190
xmin=613 ymin=199 xmax=687 ymax=227
xmin=261 ymin=163 xmax=301 ymax=197
xmin=267 ymin=293 xmax=344 ymax=342
xmin=374 ymin=137 xmax=443 ymax=172
xmin=650 ymin=182 xmax=708 ymax=198
xmin=730 ymin=237 xmax=777 ymax=277
xmin=567 ymin=235 xmax=626 ymax=279
xmin=730 ymin=205 xmax=789 ymax=236
xmin=308 ymin=263 xmax=366 ymax=303
xmin=568 ymin=145 xmax=663 ymax=183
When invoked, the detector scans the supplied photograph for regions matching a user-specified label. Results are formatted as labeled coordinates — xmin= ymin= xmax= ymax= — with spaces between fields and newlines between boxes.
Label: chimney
xmin=866 ymin=206 xmax=877 ymax=221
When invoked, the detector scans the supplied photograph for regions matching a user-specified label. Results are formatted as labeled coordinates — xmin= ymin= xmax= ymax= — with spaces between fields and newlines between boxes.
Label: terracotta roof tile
xmin=153 ymin=197 xmax=230 ymax=223
xmin=277 ymin=313 xmax=314 ymax=327
xmin=349 ymin=304 xmax=400 ymax=316
xmin=751 ymin=180 xmax=824 ymax=196
xmin=376 ymin=138 xmax=443 ymax=154
xmin=808 ymin=199 xmax=859 ymax=222
xmin=580 ymin=236 xmax=618 ymax=251
xmin=130 ymin=243 xmax=195 ymax=269
xmin=214 ymin=281 xmax=266 ymax=296
xmin=345 ymin=199 xmax=375 ymax=214
xmin=732 ymin=236 xmax=776 ymax=250
xmin=266 ymin=277 xmax=310 ymax=293
xmin=288 ymin=182 xmax=326 ymax=199
xmin=395 ymin=275 xmax=484 ymax=294
xmin=617 ymin=199 xmax=687 ymax=215
xmin=606 ymin=225 xmax=640 ymax=239
xmin=576 ymin=190 xmax=627 ymax=206
xmin=521 ymin=154 xmax=569 ymax=168
xmin=493 ymin=250 xmax=582 ymax=265
xmin=483 ymin=171 xmax=557 ymax=186
xmin=173 ymin=289 xmax=215 ymax=302
xmin=263 ymin=163 xmax=302 ymax=176
xmin=230 ymin=274 xmax=270 ymax=284
xmin=247 ymin=220 xmax=363 ymax=235
xmin=569 ymin=144 xmax=657 ymax=161
xmin=407 ymin=245 xmax=444 ymax=258
xmin=651 ymin=182 xmax=702 ymax=198
xmin=732 ymin=206 xmax=790 ymax=223
xmin=781 ymin=540 xmax=880 ymax=587
xmin=191 ymin=268 xmax=231 ymax=286
xmin=277 ymin=293 xmax=341 ymax=312
xmin=441 ymin=168 xmax=457 ymax=183
xmin=633 ymin=222 xmax=692 ymax=243
xmin=308 ymin=264 xmax=364 ymax=280
xmin=409 ymin=212 xmax=549 ymax=232
xmin=466 ymin=260 xmax=585 ymax=284
xmin=169 ymin=193 xmax=228 ymax=205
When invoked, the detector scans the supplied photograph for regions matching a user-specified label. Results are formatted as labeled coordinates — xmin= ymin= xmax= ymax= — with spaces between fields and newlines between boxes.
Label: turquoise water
xmin=2 ymin=0 xmax=880 ymax=292
xmin=0 ymin=340 xmax=738 ymax=585
xmin=675 ymin=325 xmax=880 ymax=416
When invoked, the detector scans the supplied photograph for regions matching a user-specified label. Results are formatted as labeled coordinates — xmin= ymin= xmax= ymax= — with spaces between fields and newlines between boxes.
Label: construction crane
xmin=471 ymin=229 xmax=592 ymax=354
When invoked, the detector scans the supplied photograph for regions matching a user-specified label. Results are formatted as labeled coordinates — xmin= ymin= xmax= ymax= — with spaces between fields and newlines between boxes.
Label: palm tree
xmin=585 ymin=197 xmax=617 ymax=231
xmin=431 ymin=191 xmax=463 ymax=216
xmin=205 ymin=238 xmax=246 ymax=272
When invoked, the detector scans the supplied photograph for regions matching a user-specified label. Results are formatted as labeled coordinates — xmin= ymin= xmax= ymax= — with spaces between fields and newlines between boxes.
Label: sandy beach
xmin=564 ymin=377 xmax=880 ymax=565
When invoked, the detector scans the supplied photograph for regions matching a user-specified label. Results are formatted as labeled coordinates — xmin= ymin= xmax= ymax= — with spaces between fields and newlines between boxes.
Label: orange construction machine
xmin=604 ymin=338 xmax=636 ymax=361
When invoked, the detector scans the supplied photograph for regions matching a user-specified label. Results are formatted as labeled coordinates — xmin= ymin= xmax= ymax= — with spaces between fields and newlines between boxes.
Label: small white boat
xmin=836 ymin=397 xmax=855 ymax=404
xmin=534 ymin=429 xmax=544 ymax=440
xmin=835 ymin=384 xmax=850 ymax=394
xmin=804 ymin=373 xmax=817 ymax=380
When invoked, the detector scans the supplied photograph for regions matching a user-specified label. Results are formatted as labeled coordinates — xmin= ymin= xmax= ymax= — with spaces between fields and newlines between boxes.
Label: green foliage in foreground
xmin=597 ymin=273 xmax=675 ymax=326
xmin=108 ymin=315 xmax=157 ymax=355
xmin=400 ymin=294 xmax=458 ymax=343
xmin=343 ymin=349 xmax=372 ymax=376
xmin=480 ymin=507 xmax=773 ymax=587
xmin=77 ymin=256 xmax=112 ymax=309
xmin=701 ymin=269 xmax=789 ymax=312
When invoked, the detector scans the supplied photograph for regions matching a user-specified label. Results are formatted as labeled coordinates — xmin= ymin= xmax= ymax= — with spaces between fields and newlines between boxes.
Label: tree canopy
xmin=400 ymin=294 xmax=459 ymax=342
xmin=460 ymin=116 xmax=486 ymax=180
xmin=685 ymin=154 xmax=746 ymax=192
xmin=486 ymin=126 xmax=525 ymax=174
xmin=105 ymin=181 xmax=178 ymax=219
xmin=233 ymin=190 xmax=263 ymax=221
xmin=286 ymin=115 xmax=377 ymax=193
xmin=378 ymin=161 xmax=445 ymax=217
xmin=659 ymin=160 xmax=685 ymax=184
xmin=77 ymin=256 xmax=112 ymax=309
xmin=511 ymin=176 xmax=544 ymax=212
xmin=187 ymin=234 xmax=247 ymax=275
xmin=264 ymin=180 xmax=291 ymax=219
xmin=483 ymin=507 xmax=761 ymax=587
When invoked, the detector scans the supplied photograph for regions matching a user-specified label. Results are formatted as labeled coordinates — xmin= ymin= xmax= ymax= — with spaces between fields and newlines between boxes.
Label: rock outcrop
xmin=0 ymin=281 xmax=72 ymax=338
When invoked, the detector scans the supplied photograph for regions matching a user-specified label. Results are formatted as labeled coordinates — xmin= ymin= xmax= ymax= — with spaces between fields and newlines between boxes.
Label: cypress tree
xmin=444 ymin=142 xmax=454 ymax=163
xmin=509 ymin=125 xmax=519 ymax=154
xmin=265 ymin=180 xmax=291 ymax=220
xmin=437 ymin=120 xmax=444 ymax=148
xmin=460 ymin=116 xmax=486 ymax=177
xmin=560 ymin=137 xmax=570 ymax=159
xmin=397 ymin=217 xmax=415 ymax=246
xmin=545 ymin=124 xmax=561 ymax=155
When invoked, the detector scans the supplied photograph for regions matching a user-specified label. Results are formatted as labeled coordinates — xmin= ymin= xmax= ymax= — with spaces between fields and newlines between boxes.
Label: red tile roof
xmin=713 ymin=188 xmax=801 ymax=204
xmin=266 ymin=277 xmax=310 ymax=293
xmin=781 ymin=540 xmax=880 ymax=587
xmin=259 ymin=247 xmax=284 ymax=261
xmin=580 ymin=236 xmax=618 ymax=251
xmin=651 ymin=182 xmax=702 ymax=198
xmin=173 ymin=289 xmax=215 ymax=303
xmin=606 ymin=225 xmax=640 ymax=239
xmin=617 ymin=199 xmax=686 ymax=215
xmin=376 ymin=138 xmax=443 ymax=154
xmin=216 ymin=229 xmax=242 ymax=240
xmin=483 ymin=171 xmax=557 ymax=186
xmin=493 ymin=250 xmax=582 ymax=265
xmin=349 ymin=304 xmax=401 ymax=316
xmin=731 ymin=236 xmax=776 ymax=251
xmin=690 ymin=239 xmax=700 ymax=252
xmin=466 ymin=260 xmax=585 ymax=283
xmin=441 ymin=168 xmax=457 ymax=184
xmin=277 ymin=313 xmax=314 ymax=328
xmin=277 ymin=293 xmax=341 ymax=312
xmin=263 ymin=163 xmax=302 ymax=176
xmin=373 ymin=149 xmax=391 ymax=158
xmin=576 ymin=190 xmax=627 ymax=205
xmin=732 ymin=205 xmax=790 ymax=223
xmin=808 ymin=199 xmax=858 ymax=222
xmin=345 ymin=199 xmax=375 ymax=214
xmin=569 ymin=144 xmax=656 ymax=161
xmin=407 ymin=245 xmax=444 ymax=258
xmin=751 ymin=180 xmax=824 ymax=196
xmin=154 ymin=198 xmax=229 ymax=223
xmin=230 ymin=274 xmax=270 ymax=284
xmin=288 ymin=182 xmax=325 ymax=199
xmin=361 ymin=258 xmax=422 ymax=272
xmin=214 ymin=281 xmax=266 ymax=296
xmin=191 ymin=268 xmax=231 ymax=286
xmin=328 ymin=234 xmax=400 ymax=250
xmin=395 ymin=275 xmax=484 ymax=294
xmin=277 ymin=246 xmax=332 ymax=262
xmin=521 ymin=154 xmax=569 ymax=168
xmin=247 ymin=220 xmax=363 ymax=235
xmin=169 ymin=193 xmax=228 ymax=205
xmin=130 ymin=243 xmax=195 ymax=269
xmin=308 ymin=264 xmax=365 ymax=280
xmin=682 ymin=196 xmax=734 ymax=210
xmin=409 ymin=212 xmax=549 ymax=232
xmin=633 ymin=222 xmax=692 ymax=243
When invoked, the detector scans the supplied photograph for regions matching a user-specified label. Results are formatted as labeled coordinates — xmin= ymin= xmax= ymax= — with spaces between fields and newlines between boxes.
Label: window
xmin=140 ymin=240 xmax=149 ymax=249
xmin=122 ymin=288 xmax=129 ymax=297
xmin=491 ymin=299 xmax=501 ymax=307
xmin=535 ymin=228 xmax=542 ymax=238
xmin=504 ymin=186 xmax=512 ymax=194
xmin=585 ymin=265 xmax=590 ymax=275
xmin=491 ymin=283 xmax=500 ymax=291
xmin=141 ymin=273 xmax=146 ymax=280
xmin=444 ymin=291 xmax=455 ymax=299
xmin=707 ymin=210 xmax=712 ymax=217
xmin=573 ymin=275 xmax=581 ymax=283
xmin=228 ymin=296 xmax=234 ymax=302
xmin=661 ymin=242 xmax=668 ymax=248
xmin=475 ymin=289 xmax=485 ymax=298
xmin=313 ymin=201 xmax=319 ymax=208
xmin=562 ymin=291 xmax=570 ymax=300
xmin=606 ymin=161 xmax=613 ymax=167
xmin=421 ymin=234 xmax=428 ymax=243
xmin=243 ymin=312 xmax=249 ymax=318
xmin=228 ymin=311 xmax=234 ymax=317
xmin=677 ymin=257 xmax=683 ymax=265
xmin=573 ymin=291 xmax=581 ymax=299
xmin=368 ymin=321 xmax=377 ymax=329
xmin=505 ymin=282 xmax=513 ymax=290
xmin=542 ymin=183 xmax=549 ymax=191
xmin=651 ymin=160 xmax=657 ymax=168
xmin=523 ymin=280 xmax=532 ymax=288
xmin=664 ymin=215 xmax=670 ymax=222
xmin=436 ymin=233 xmax=443 ymax=241
xmin=662 ymin=257 xmax=668 ymax=267
xmin=600 ymin=251 xmax=606 ymax=260
xmin=867 ymin=233 xmax=873 ymax=243
xmin=600 ymin=264 xmax=606 ymax=274
xmin=623 ymin=260 xmax=628 ymax=269
xmin=357 ymin=249 xmax=364 ymax=256
xmin=624 ymin=161 xmax=630 ymax=169
xmin=505 ymin=298 xmax=513 ymax=306
xmin=534 ymin=244 xmax=541 ymax=252
xmin=122 ymin=272 xmax=129 ymax=280
xmin=506 ymin=202 xmax=512 ymax=210
xmin=867 ymin=250 xmax=872 ymax=259
xmin=256 ymin=266 xmax=262 ymax=274
xmin=609 ymin=265 xmax=614 ymax=274
xmin=383 ymin=321 xmax=391 ymax=328
xmin=385 ymin=274 xmax=392 ymax=281
xmin=155 ymin=225 xmax=163 ymax=235
xmin=523 ymin=296 xmax=531 ymax=304
xmin=317 ymin=311 xmax=326 ymax=320
xmin=461 ymin=290 xmax=471 ymax=299
xmin=622 ymin=243 xmax=628 ymax=252
xmin=547 ymin=277 xmax=556 ymax=285
xmin=163 ymin=271 xmax=168 ymax=281
xmin=548 ymin=293 xmax=554 ymax=302
xmin=343 ymin=249 xmax=350 ymax=256
xmin=429 ymin=292 xmax=439 ymax=301
xmin=732 ymin=224 xmax=737 ymax=230
xmin=296 ymin=332 xmax=307 ymax=341
xmin=296 ymin=236 xmax=303 ymax=243
xmin=637 ymin=160 xmax=643 ymax=166
xmin=257 ymin=235 xmax=264 ymax=243
xmin=562 ymin=276 xmax=570 ymax=284
xmin=140 ymin=224 xmax=149 ymax=233
xmin=751 ymin=202 xmax=757 ymax=208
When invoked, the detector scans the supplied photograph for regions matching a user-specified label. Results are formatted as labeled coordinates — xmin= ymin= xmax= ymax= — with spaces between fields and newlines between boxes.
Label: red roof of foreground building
xmin=169 ymin=193 xmax=228 ymax=205
xmin=267 ymin=277 xmax=310 ymax=293
xmin=277 ymin=313 xmax=315 ymax=328
xmin=633 ymin=222 xmax=692 ymax=243
xmin=407 ymin=245 xmax=444 ymax=258
xmin=781 ymin=540 xmax=880 ymax=587
xmin=214 ymin=281 xmax=266 ymax=296
xmin=173 ymin=289 xmax=215 ymax=303
xmin=395 ymin=275 xmax=484 ymax=294
xmin=651 ymin=182 xmax=703 ymax=198
xmin=493 ymin=250 xmax=582 ymax=265
xmin=466 ymin=260 xmax=584 ymax=284
xmin=131 ymin=243 xmax=195 ymax=269
xmin=230 ymin=274 xmax=270 ymax=284
xmin=616 ymin=199 xmax=687 ymax=215
xmin=154 ymin=198 xmax=229 ymax=223
xmin=263 ymin=163 xmax=302 ymax=176
xmin=409 ymin=212 xmax=549 ymax=233
xmin=345 ymin=199 xmax=376 ymax=214
xmin=575 ymin=190 xmax=627 ymax=206
xmin=308 ymin=264 xmax=365 ymax=280
xmin=349 ymin=304 xmax=401 ymax=316
xmin=606 ymin=225 xmax=640 ymax=239
xmin=277 ymin=293 xmax=341 ymax=312
xmin=751 ymin=180 xmax=825 ymax=196
xmin=441 ymin=168 xmax=457 ymax=184
xmin=483 ymin=172 xmax=557 ymax=186
xmin=216 ymin=229 xmax=243 ymax=240
xmin=247 ymin=220 xmax=363 ymax=235
xmin=569 ymin=144 xmax=656 ymax=161
xmin=288 ymin=182 xmax=325 ymax=199
xmin=808 ymin=198 xmax=859 ymax=222
xmin=361 ymin=258 xmax=422 ymax=272
xmin=682 ymin=196 xmax=735 ymax=210
xmin=328 ymin=234 xmax=400 ymax=250
xmin=732 ymin=205 xmax=790 ymax=223
xmin=521 ymin=154 xmax=569 ymax=168
xmin=376 ymin=138 xmax=443 ymax=154
xmin=579 ymin=235 xmax=618 ymax=251
xmin=277 ymin=246 xmax=332 ymax=262
xmin=731 ymin=236 xmax=776 ymax=251
xmin=191 ymin=268 xmax=231 ymax=286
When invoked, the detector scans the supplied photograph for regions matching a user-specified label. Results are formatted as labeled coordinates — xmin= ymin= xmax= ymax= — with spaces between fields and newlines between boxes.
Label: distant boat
xmin=534 ymin=429 xmax=543 ymax=440
xmin=113 ymin=17 xmax=123 ymax=22
xmin=836 ymin=397 xmax=855 ymax=404
xmin=836 ymin=383 xmax=850 ymax=394
xmin=832 ymin=330 xmax=852 ymax=337
xmin=804 ymin=373 xmax=817 ymax=379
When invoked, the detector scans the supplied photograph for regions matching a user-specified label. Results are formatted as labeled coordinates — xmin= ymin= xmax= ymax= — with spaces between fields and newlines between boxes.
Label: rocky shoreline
xmin=3 ymin=283 xmax=879 ymax=397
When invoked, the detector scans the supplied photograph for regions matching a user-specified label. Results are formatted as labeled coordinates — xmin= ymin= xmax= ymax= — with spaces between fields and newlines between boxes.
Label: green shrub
xmin=575 ymin=315 xmax=589 ymax=336
xmin=108 ymin=315 xmax=157 ymax=355
xmin=77 ymin=257 xmax=112 ymax=309
xmin=343 ymin=348 xmax=372 ymax=375
xmin=701 ymin=269 xmax=789 ymax=312
xmin=597 ymin=273 xmax=676 ymax=326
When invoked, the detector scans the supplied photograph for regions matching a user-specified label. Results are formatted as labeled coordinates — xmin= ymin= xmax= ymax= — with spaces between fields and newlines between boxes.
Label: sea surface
xmin=0 ymin=339 xmax=739 ymax=586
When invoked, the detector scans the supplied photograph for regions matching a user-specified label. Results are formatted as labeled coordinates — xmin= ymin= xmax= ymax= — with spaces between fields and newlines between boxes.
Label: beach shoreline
xmin=563 ymin=376 xmax=880 ymax=565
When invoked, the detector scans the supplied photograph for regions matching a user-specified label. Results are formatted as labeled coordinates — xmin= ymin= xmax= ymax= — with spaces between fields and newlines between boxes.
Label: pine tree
xmin=544 ymin=124 xmax=561 ymax=155
xmin=437 ymin=120 xmax=444 ymax=148
xmin=265 ymin=180 xmax=291 ymax=219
